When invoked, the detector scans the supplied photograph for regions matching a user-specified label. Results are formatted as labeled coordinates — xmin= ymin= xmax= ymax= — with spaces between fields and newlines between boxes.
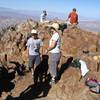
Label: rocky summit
xmin=0 ymin=19 xmax=100 ymax=100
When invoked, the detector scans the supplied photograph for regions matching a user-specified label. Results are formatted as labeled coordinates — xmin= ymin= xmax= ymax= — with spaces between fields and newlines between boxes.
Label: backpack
xmin=72 ymin=59 xmax=81 ymax=68
xmin=85 ymin=78 xmax=99 ymax=88
xmin=85 ymin=78 xmax=100 ymax=93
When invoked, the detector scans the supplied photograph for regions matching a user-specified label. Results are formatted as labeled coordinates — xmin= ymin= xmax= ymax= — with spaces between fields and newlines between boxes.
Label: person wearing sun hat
xmin=45 ymin=23 xmax=61 ymax=85
xmin=26 ymin=29 xmax=43 ymax=82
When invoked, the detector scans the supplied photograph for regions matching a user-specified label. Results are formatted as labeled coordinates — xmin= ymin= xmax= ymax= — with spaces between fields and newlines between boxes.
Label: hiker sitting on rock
xmin=67 ymin=8 xmax=78 ymax=26
xmin=40 ymin=10 xmax=48 ymax=23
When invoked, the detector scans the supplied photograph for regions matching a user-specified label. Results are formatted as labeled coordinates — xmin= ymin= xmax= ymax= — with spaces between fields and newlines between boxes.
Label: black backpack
xmin=72 ymin=59 xmax=81 ymax=68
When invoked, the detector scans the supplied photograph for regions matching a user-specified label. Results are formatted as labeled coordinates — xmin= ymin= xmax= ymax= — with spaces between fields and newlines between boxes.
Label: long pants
xmin=49 ymin=53 xmax=61 ymax=78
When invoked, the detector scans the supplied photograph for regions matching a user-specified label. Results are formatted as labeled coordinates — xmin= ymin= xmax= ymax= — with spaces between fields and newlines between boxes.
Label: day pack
xmin=72 ymin=59 xmax=81 ymax=68
xmin=85 ymin=78 xmax=99 ymax=88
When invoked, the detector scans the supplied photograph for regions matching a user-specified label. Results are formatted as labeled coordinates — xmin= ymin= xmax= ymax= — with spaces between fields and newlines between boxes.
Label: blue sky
xmin=0 ymin=0 xmax=100 ymax=20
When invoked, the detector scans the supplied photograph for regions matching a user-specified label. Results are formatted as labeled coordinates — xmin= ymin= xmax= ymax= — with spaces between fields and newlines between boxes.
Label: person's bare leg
xmin=31 ymin=66 xmax=34 ymax=79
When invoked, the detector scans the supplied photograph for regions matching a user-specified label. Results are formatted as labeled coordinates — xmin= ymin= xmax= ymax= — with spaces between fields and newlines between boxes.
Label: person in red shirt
xmin=67 ymin=8 xmax=78 ymax=25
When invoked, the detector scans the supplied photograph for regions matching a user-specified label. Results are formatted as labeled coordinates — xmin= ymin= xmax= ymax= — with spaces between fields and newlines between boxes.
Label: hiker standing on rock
xmin=26 ymin=29 xmax=43 ymax=81
xmin=45 ymin=23 xmax=61 ymax=85
xmin=67 ymin=8 xmax=78 ymax=26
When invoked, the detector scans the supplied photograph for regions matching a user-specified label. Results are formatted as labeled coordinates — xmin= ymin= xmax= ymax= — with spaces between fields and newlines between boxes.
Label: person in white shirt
xmin=46 ymin=23 xmax=61 ymax=85
xmin=40 ymin=10 xmax=47 ymax=23
xmin=26 ymin=29 xmax=43 ymax=81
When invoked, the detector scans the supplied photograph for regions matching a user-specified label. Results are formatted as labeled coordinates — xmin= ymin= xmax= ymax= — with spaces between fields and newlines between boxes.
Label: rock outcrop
xmin=0 ymin=19 xmax=100 ymax=100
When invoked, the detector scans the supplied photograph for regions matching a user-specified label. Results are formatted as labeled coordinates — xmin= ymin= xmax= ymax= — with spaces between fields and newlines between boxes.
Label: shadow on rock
xmin=58 ymin=57 xmax=73 ymax=80
xmin=6 ymin=55 xmax=51 ymax=100
xmin=0 ymin=65 xmax=15 ymax=97
xmin=34 ymin=55 xmax=49 ymax=84
xmin=9 ymin=61 xmax=26 ymax=76
xmin=6 ymin=75 xmax=51 ymax=100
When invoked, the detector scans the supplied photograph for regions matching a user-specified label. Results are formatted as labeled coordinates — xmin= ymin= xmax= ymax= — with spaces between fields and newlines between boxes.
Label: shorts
xmin=28 ymin=55 xmax=41 ymax=68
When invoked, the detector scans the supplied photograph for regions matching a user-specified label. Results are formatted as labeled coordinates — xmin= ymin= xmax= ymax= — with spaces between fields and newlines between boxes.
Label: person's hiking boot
xmin=25 ymin=67 xmax=31 ymax=73
xmin=49 ymin=78 xmax=55 ymax=86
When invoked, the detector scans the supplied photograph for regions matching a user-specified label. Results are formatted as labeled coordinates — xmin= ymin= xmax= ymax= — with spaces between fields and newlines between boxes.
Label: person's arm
xmin=46 ymin=40 xmax=57 ymax=54
xmin=40 ymin=46 xmax=43 ymax=55
xmin=40 ymin=45 xmax=43 ymax=55
xmin=26 ymin=40 xmax=30 ymax=57
xmin=27 ymin=47 xmax=29 ymax=57
xmin=66 ymin=13 xmax=71 ymax=22
xmin=40 ymin=14 xmax=43 ymax=22
xmin=76 ymin=14 xmax=78 ymax=24
xmin=39 ymin=39 xmax=43 ymax=56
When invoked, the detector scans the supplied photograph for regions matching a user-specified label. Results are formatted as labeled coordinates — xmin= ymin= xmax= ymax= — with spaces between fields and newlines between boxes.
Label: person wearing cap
xmin=67 ymin=8 xmax=78 ymax=25
xmin=46 ymin=23 xmax=61 ymax=85
xmin=40 ymin=10 xmax=48 ymax=23
xmin=26 ymin=29 xmax=43 ymax=81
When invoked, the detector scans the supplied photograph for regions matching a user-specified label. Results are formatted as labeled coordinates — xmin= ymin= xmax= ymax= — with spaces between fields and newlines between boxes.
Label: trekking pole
xmin=4 ymin=54 xmax=8 ymax=69
xmin=97 ymin=62 xmax=100 ymax=72
xmin=79 ymin=76 xmax=82 ymax=81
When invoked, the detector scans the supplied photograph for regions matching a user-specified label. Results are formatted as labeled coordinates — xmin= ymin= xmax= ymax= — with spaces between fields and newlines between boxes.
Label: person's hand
xmin=45 ymin=49 xmax=48 ymax=54
xmin=40 ymin=54 xmax=43 ymax=60
xmin=40 ymin=54 xmax=42 ymax=58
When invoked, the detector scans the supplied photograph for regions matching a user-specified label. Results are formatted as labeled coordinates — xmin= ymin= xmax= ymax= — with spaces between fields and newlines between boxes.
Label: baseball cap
xmin=31 ymin=29 xmax=38 ymax=34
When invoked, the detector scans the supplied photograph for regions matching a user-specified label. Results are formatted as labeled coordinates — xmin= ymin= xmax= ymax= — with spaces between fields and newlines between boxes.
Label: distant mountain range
xmin=0 ymin=7 xmax=66 ymax=20
xmin=0 ymin=7 xmax=100 ymax=33
xmin=79 ymin=20 xmax=100 ymax=33
xmin=0 ymin=7 xmax=31 ymax=20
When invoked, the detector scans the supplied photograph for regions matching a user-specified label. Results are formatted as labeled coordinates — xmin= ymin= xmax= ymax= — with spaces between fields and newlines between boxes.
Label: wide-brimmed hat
xmin=48 ymin=23 xmax=59 ymax=31
xmin=31 ymin=29 xmax=38 ymax=34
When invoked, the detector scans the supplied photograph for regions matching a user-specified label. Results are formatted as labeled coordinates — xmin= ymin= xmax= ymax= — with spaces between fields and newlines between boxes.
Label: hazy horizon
xmin=0 ymin=6 xmax=100 ymax=21
xmin=0 ymin=0 xmax=100 ymax=20
xmin=0 ymin=6 xmax=100 ymax=33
